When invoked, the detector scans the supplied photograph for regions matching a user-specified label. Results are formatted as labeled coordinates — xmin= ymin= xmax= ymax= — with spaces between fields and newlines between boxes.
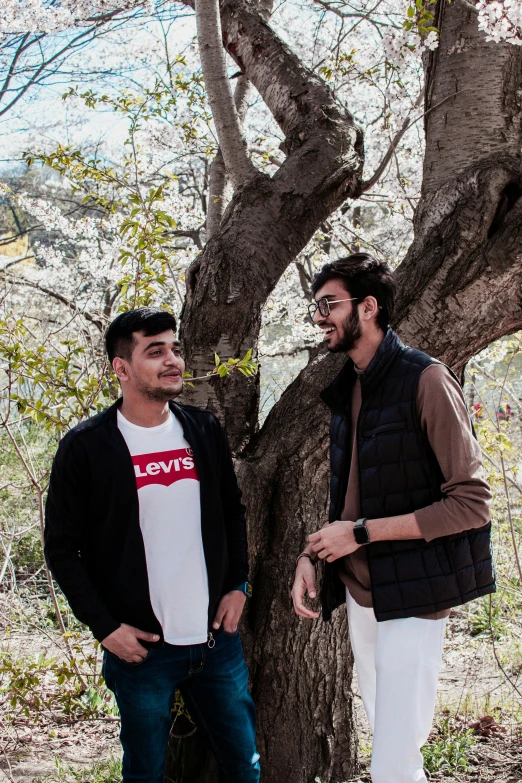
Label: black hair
xmin=311 ymin=253 xmax=395 ymax=330
xmin=105 ymin=308 xmax=178 ymax=363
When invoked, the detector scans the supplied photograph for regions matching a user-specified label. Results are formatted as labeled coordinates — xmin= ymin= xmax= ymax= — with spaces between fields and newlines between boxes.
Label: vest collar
xmin=320 ymin=328 xmax=404 ymax=412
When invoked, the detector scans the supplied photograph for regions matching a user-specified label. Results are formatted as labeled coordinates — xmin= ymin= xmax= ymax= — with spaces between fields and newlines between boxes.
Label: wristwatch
xmin=353 ymin=517 xmax=371 ymax=545
xmin=232 ymin=582 xmax=253 ymax=598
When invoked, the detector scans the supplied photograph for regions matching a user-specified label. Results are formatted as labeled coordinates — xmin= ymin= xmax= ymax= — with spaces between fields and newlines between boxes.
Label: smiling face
xmin=112 ymin=329 xmax=185 ymax=402
xmin=313 ymin=278 xmax=362 ymax=353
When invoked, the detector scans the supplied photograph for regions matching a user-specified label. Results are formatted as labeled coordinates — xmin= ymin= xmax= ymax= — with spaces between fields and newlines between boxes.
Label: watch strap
xmin=232 ymin=581 xmax=253 ymax=598
xmin=296 ymin=552 xmax=318 ymax=566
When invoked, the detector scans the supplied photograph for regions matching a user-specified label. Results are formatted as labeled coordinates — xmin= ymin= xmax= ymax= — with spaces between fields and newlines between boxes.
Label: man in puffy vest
xmin=291 ymin=254 xmax=494 ymax=783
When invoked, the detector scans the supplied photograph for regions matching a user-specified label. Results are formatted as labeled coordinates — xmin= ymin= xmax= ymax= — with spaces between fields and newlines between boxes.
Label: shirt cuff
xmin=90 ymin=613 xmax=121 ymax=644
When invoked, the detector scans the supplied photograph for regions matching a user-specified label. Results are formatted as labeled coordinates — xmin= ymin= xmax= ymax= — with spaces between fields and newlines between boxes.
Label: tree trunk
xmin=238 ymin=347 xmax=357 ymax=783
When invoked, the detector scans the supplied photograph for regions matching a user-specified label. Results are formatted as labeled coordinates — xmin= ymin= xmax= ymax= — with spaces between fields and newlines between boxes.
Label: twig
xmin=481 ymin=450 xmax=522 ymax=495
xmin=0 ymin=741 xmax=16 ymax=783
xmin=489 ymin=595 xmax=522 ymax=701
xmin=0 ymin=536 xmax=14 ymax=587
xmin=3 ymin=274 xmax=104 ymax=331
xmin=361 ymin=89 xmax=475 ymax=192
xmin=495 ymin=344 xmax=522 ymax=583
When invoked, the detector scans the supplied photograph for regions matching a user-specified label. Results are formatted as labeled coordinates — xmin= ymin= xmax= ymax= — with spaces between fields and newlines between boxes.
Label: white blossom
xmin=476 ymin=0 xmax=522 ymax=45
xmin=0 ymin=1 xmax=143 ymax=35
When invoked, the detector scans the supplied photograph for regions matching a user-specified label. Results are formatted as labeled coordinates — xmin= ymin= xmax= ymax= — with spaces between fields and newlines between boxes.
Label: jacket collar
xmin=320 ymin=328 xmax=404 ymax=412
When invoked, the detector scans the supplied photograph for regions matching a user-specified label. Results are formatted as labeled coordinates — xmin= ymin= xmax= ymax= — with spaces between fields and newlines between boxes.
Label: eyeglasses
xmin=308 ymin=297 xmax=358 ymax=320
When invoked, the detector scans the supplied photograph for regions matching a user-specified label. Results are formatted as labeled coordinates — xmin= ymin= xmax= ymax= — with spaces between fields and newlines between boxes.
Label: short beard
xmin=328 ymin=307 xmax=362 ymax=353
xmin=134 ymin=376 xmax=182 ymax=402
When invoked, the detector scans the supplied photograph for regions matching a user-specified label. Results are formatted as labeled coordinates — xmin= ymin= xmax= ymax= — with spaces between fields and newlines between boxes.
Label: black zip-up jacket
xmin=44 ymin=399 xmax=249 ymax=644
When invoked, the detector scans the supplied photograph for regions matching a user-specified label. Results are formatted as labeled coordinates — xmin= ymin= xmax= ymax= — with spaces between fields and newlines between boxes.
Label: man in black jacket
xmin=291 ymin=255 xmax=494 ymax=783
xmin=45 ymin=308 xmax=260 ymax=783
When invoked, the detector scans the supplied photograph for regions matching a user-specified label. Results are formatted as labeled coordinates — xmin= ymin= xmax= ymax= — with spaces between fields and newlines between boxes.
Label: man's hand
xmin=308 ymin=520 xmax=359 ymax=562
xmin=212 ymin=590 xmax=247 ymax=633
xmin=291 ymin=558 xmax=320 ymax=619
xmin=102 ymin=623 xmax=160 ymax=663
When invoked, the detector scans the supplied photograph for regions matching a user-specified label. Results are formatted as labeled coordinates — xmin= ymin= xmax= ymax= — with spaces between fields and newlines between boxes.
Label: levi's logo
xmin=132 ymin=448 xmax=199 ymax=489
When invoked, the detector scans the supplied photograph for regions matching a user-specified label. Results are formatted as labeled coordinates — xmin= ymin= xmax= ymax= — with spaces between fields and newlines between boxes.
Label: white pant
xmin=347 ymin=591 xmax=447 ymax=783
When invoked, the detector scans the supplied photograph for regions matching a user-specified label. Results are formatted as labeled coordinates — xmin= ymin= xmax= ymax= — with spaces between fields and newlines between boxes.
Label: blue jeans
xmin=102 ymin=631 xmax=260 ymax=783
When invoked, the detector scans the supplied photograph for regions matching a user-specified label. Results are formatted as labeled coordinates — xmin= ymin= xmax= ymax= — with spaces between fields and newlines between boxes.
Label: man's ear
xmin=360 ymin=296 xmax=380 ymax=321
xmin=112 ymin=357 xmax=129 ymax=383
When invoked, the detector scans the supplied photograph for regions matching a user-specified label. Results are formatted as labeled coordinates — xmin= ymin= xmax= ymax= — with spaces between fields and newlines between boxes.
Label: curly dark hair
xmin=311 ymin=253 xmax=395 ymax=330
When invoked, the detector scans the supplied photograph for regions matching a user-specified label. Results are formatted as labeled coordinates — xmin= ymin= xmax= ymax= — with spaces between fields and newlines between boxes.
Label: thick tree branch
xmin=206 ymin=74 xmax=252 ymax=238
xmin=205 ymin=0 xmax=273 ymax=238
xmin=206 ymin=149 xmax=231 ymax=239
xmin=394 ymin=0 xmax=522 ymax=362
xmin=421 ymin=0 xmax=522 ymax=194
xmin=195 ymin=0 xmax=256 ymax=188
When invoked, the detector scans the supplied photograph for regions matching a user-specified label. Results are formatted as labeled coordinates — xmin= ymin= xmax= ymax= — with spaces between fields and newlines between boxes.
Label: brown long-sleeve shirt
xmin=338 ymin=363 xmax=492 ymax=618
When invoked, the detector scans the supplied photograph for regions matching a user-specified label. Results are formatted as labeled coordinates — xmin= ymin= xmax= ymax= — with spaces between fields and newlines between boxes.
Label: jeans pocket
xmin=117 ymin=649 xmax=152 ymax=667
xmin=222 ymin=628 xmax=240 ymax=637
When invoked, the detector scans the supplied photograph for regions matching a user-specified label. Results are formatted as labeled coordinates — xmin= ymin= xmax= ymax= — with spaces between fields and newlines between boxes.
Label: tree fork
xmin=179 ymin=0 xmax=363 ymax=450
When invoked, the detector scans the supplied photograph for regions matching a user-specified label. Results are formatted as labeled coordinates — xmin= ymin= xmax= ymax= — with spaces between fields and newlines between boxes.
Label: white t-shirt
xmin=117 ymin=410 xmax=209 ymax=645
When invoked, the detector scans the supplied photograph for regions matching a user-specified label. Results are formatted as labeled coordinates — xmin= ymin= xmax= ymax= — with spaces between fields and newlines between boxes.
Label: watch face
xmin=354 ymin=524 xmax=369 ymax=545
xmin=246 ymin=583 xmax=253 ymax=598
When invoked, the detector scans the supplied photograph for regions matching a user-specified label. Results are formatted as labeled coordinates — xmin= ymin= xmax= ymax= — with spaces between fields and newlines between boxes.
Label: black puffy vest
xmin=320 ymin=329 xmax=495 ymax=622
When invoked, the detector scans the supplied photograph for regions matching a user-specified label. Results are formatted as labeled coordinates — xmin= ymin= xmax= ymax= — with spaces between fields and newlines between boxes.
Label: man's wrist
xmin=296 ymin=552 xmax=318 ymax=566
xmin=352 ymin=517 xmax=371 ymax=546
xmin=231 ymin=581 xmax=252 ymax=598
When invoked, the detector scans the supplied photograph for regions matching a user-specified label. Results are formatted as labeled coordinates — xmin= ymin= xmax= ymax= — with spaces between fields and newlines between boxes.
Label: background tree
xmin=1 ymin=1 xmax=522 ymax=782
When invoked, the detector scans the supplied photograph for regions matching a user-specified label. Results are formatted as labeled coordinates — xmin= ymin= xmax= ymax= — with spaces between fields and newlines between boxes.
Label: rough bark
xmin=395 ymin=0 xmax=522 ymax=361
xmin=421 ymin=0 xmax=521 ymax=194
xmin=180 ymin=0 xmax=363 ymax=451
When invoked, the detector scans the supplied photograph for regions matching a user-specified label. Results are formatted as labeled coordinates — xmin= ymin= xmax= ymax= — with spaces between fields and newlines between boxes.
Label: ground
xmin=0 ymin=603 xmax=521 ymax=783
